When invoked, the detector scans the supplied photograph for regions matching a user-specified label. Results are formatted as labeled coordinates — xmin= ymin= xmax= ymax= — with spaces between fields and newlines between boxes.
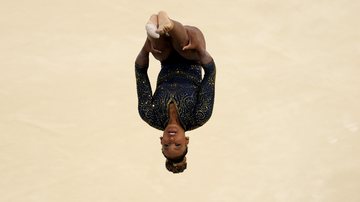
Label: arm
xmin=189 ymin=59 xmax=216 ymax=130
xmin=135 ymin=40 xmax=162 ymax=130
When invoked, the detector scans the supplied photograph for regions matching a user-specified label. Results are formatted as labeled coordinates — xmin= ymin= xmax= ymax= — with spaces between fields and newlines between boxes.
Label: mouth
xmin=167 ymin=127 xmax=178 ymax=136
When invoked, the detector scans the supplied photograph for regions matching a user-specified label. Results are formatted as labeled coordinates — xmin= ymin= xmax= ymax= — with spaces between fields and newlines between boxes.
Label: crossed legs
xmin=146 ymin=11 xmax=212 ymax=65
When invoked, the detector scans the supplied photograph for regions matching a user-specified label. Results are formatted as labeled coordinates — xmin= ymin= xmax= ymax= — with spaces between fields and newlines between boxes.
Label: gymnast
xmin=135 ymin=11 xmax=216 ymax=173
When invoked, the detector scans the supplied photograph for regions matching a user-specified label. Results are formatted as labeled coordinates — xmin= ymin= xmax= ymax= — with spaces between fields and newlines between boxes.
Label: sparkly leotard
xmin=135 ymin=51 xmax=216 ymax=131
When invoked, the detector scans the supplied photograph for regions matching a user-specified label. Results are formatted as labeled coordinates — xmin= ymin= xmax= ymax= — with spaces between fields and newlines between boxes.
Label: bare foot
xmin=156 ymin=11 xmax=174 ymax=34
xmin=146 ymin=24 xmax=160 ymax=38
xmin=146 ymin=14 xmax=160 ymax=38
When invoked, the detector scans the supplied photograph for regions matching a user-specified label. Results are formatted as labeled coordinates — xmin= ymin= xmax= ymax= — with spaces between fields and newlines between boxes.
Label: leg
xmin=156 ymin=11 xmax=212 ymax=65
xmin=147 ymin=35 xmax=173 ymax=62
xmin=183 ymin=26 xmax=213 ymax=64
xmin=146 ymin=14 xmax=160 ymax=38
xmin=144 ymin=12 xmax=173 ymax=62
xmin=156 ymin=11 xmax=189 ymax=50
xmin=135 ymin=37 xmax=176 ymax=65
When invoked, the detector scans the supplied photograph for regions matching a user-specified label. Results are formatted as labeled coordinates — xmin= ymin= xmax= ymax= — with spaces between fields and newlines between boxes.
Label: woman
xmin=135 ymin=11 xmax=216 ymax=173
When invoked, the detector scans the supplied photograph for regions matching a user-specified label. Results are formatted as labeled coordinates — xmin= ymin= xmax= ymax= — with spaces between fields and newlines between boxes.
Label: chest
xmin=153 ymin=84 xmax=198 ymax=122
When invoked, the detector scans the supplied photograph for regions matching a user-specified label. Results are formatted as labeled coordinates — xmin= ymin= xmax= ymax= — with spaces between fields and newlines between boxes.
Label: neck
xmin=168 ymin=103 xmax=180 ymax=125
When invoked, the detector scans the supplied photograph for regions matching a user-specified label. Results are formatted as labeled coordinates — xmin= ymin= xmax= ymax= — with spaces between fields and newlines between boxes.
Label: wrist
xmin=135 ymin=50 xmax=150 ymax=68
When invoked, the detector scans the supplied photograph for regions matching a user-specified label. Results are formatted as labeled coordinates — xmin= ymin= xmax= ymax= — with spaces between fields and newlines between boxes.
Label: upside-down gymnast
xmin=135 ymin=11 xmax=216 ymax=173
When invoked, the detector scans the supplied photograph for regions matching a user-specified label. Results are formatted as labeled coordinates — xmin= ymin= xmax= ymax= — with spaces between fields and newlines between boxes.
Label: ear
xmin=185 ymin=136 xmax=189 ymax=144
xmin=160 ymin=137 xmax=163 ymax=142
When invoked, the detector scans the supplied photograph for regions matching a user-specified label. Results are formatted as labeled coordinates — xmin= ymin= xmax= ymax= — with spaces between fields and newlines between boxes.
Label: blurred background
xmin=1 ymin=0 xmax=359 ymax=201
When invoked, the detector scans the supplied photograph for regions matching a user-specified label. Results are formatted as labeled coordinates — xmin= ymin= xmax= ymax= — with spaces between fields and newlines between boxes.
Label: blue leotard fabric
xmin=135 ymin=52 xmax=216 ymax=131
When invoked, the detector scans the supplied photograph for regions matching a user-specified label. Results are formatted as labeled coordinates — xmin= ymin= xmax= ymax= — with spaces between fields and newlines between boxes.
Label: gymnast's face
xmin=160 ymin=123 xmax=189 ymax=159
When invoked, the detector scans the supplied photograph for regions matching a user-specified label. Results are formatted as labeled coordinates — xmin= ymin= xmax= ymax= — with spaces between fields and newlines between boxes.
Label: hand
xmin=182 ymin=27 xmax=205 ymax=51
xmin=144 ymin=38 xmax=162 ymax=54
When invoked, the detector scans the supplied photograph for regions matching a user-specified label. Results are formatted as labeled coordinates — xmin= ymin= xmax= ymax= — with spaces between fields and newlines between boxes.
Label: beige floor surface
xmin=1 ymin=0 xmax=360 ymax=202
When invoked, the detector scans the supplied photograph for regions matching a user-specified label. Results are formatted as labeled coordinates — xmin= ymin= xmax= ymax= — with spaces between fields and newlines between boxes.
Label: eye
xmin=175 ymin=144 xmax=181 ymax=147
xmin=164 ymin=144 xmax=169 ymax=147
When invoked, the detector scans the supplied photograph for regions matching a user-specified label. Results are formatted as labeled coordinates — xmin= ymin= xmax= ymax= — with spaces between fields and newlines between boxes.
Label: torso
xmin=152 ymin=60 xmax=202 ymax=130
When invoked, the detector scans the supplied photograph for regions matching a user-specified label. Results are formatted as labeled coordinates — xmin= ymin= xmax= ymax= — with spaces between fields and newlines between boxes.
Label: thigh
xmin=147 ymin=35 xmax=173 ymax=62
xmin=184 ymin=25 xmax=206 ymax=50
xmin=176 ymin=26 xmax=211 ymax=63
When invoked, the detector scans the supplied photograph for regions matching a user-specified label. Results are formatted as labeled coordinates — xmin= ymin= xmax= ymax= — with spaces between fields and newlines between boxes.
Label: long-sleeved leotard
xmin=135 ymin=51 xmax=216 ymax=131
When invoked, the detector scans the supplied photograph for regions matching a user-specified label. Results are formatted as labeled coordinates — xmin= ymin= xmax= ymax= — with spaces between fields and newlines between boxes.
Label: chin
xmin=164 ymin=124 xmax=185 ymax=136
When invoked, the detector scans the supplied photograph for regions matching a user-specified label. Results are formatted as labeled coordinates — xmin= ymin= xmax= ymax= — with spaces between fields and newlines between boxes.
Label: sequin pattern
xmin=135 ymin=60 xmax=216 ymax=131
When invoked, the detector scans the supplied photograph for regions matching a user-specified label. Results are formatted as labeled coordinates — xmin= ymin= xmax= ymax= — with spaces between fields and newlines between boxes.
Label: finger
xmin=182 ymin=44 xmax=190 ymax=51
xmin=182 ymin=39 xmax=193 ymax=50
xmin=151 ymin=44 xmax=162 ymax=53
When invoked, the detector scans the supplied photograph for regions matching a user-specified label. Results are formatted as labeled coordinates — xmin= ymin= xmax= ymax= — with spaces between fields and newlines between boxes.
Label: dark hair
xmin=163 ymin=147 xmax=188 ymax=174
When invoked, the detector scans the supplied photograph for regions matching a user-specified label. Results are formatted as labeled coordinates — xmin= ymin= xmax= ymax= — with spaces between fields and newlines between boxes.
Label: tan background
xmin=1 ymin=0 xmax=360 ymax=201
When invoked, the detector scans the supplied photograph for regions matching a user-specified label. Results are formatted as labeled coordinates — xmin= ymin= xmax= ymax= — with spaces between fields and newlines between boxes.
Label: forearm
xmin=199 ymin=50 xmax=213 ymax=66
xmin=135 ymin=49 xmax=150 ymax=67
xmin=135 ymin=39 xmax=151 ymax=67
